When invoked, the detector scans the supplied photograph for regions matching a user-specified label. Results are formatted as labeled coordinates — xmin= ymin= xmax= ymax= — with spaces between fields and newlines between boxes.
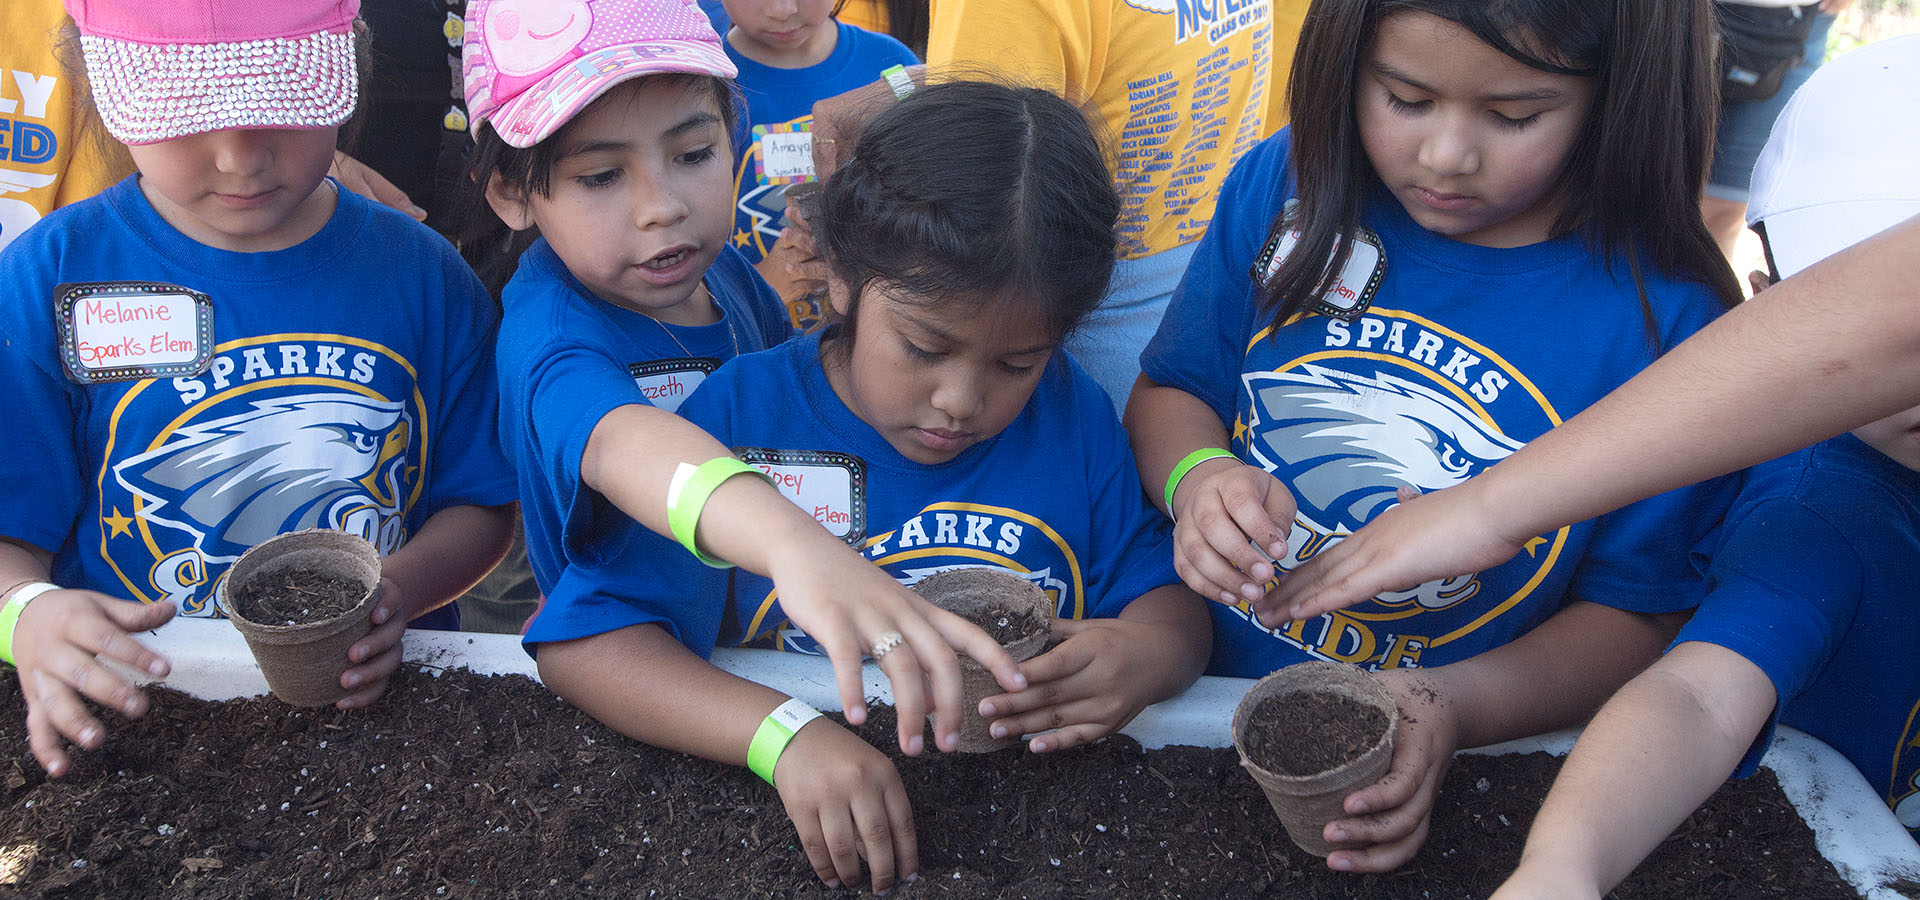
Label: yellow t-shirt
xmin=836 ymin=0 xmax=892 ymax=37
xmin=0 ymin=0 xmax=126 ymax=252
xmin=1263 ymin=0 xmax=1310 ymax=135
xmin=928 ymin=0 xmax=1273 ymax=259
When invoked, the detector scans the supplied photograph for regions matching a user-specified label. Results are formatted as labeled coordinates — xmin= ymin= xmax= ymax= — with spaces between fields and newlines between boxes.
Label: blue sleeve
xmin=421 ymin=249 xmax=517 ymax=515
xmin=1674 ymin=498 xmax=1863 ymax=777
xmin=521 ymin=533 xmax=731 ymax=655
xmin=1138 ymin=132 xmax=1293 ymax=425
xmin=517 ymin=341 xmax=660 ymax=557
xmin=1068 ymin=359 xmax=1184 ymax=619
xmin=851 ymin=23 xmax=918 ymax=67
xmin=1563 ymin=470 xmax=1741 ymax=615
xmin=1565 ymin=281 xmax=1739 ymax=615
xmin=519 ymin=345 xmax=747 ymax=655
xmin=0 ymin=230 xmax=84 ymax=554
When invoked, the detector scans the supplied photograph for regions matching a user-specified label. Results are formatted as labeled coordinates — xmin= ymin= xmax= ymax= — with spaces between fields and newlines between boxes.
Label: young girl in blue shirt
xmin=0 ymin=0 xmax=517 ymax=777
xmin=717 ymin=0 xmax=915 ymax=324
xmin=1128 ymin=0 xmax=1745 ymax=873
xmin=526 ymin=79 xmax=1208 ymax=892
xmin=458 ymin=4 xmax=1023 ymax=886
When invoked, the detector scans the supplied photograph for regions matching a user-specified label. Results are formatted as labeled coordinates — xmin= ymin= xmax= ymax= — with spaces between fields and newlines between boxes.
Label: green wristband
xmin=881 ymin=64 xmax=915 ymax=100
xmin=747 ymin=697 xmax=823 ymax=785
xmin=0 ymin=582 xmax=60 ymax=666
xmin=666 ymin=457 xmax=771 ymax=568
xmin=1163 ymin=447 xmax=1239 ymax=513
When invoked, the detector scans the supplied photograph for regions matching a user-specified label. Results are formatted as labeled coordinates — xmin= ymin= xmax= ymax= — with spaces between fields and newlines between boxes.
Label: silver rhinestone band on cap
xmin=81 ymin=29 xmax=359 ymax=145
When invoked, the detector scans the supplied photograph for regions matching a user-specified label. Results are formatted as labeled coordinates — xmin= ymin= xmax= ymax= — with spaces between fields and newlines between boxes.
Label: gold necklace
xmin=651 ymin=283 xmax=741 ymax=359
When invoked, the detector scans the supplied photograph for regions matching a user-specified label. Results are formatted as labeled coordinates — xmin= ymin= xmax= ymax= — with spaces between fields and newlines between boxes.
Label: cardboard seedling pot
xmin=1231 ymin=660 xmax=1398 ymax=856
xmin=221 ymin=529 xmax=381 ymax=708
xmin=911 ymin=568 xmax=1053 ymax=752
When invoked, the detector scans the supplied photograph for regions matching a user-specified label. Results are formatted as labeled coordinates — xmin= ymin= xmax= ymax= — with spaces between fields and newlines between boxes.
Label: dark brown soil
xmin=230 ymin=568 xmax=365 ymax=626
xmin=1242 ymin=692 xmax=1390 ymax=776
xmin=0 ymin=665 xmax=1863 ymax=899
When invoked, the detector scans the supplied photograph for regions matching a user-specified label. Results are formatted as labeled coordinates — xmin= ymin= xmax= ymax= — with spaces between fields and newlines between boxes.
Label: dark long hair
xmin=1266 ymin=0 xmax=1740 ymax=337
xmin=817 ymin=79 xmax=1119 ymax=352
xmin=452 ymin=75 xmax=738 ymax=298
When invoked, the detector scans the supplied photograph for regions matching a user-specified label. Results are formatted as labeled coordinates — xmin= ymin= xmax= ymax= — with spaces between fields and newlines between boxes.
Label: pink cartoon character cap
xmin=63 ymin=0 xmax=360 ymax=146
xmin=464 ymin=0 xmax=737 ymax=149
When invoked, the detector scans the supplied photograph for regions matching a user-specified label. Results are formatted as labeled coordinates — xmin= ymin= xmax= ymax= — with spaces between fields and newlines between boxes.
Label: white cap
xmin=1747 ymin=34 xmax=1920 ymax=278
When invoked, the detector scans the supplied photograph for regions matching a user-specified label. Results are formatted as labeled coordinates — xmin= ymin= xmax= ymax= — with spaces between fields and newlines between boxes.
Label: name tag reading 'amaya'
xmin=736 ymin=448 xmax=867 ymax=544
xmin=56 ymin=281 xmax=214 ymax=383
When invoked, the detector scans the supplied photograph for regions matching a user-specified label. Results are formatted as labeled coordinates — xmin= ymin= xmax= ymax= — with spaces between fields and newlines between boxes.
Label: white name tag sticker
xmin=759 ymin=132 xmax=815 ymax=183
xmin=1262 ymin=229 xmax=1383 ymax=314
xmin=1250 ymin=200 xmax=1387 ymax=321
xmin=628 ymin=359 xmax=718 ymax=414
xmin=753 ymin=122 xmax=817 ymax=185
xmin=56 ymin=282 xmax=214 ymax=383
xmin=736 ymin=448 xmax=866 ymax=542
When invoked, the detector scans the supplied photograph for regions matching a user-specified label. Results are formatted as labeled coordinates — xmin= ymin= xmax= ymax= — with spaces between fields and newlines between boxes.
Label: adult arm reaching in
xmin=1266 ymin=215 xmax=1920 ymax=623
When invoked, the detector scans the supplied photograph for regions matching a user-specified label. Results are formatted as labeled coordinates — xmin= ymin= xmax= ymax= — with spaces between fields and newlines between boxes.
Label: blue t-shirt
xmin=1141 ymin=130 xmax=1738 ymax=678
xmin=522 ymin=331 xmax=1183 ymax=655
xmin=1674 ymin=433 xmax=1920 ymax=834
xmin=726 ymin=23 xmax=916 ymax=312
xmin=495 ymin=237 xmax=791 ymax=602
xmin=0 ymin=176 xmax=515 ymax=629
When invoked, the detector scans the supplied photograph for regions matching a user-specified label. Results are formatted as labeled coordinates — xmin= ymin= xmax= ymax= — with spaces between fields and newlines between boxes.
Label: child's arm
xmin=1322 ymin=601 xmax=1683 ymax=874
xmin=582 ymin=404 xmax=1025 ymax=755
xmin=978 ymin=583 xmax=1211 ymax=752
xmin=334 ymin=502 xmax=516 ymax=710
xmin=537 ymin=624 xmax=917 ymax=893
xmin=1490 ymin=643 xmax=1776 ymax=899
xmin=1272 ymin=217 xmax=1920 ymax=623
xmin=1124 ymin=376 xmax=1297 ymax=608
xmin=1 ymin=537 xmax=175 ymax=778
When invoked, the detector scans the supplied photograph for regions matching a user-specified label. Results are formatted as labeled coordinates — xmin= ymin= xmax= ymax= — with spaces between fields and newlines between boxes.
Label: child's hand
xmin=336 ymin=577 xmax=407 ymax=710
xmin=978 ymin=616 xmax=1175 ymax=753
xmin=1265 ymin=482 xmax=1525 ymax=624
xmin=763 ymin=538 xmax=1026 ymax=756
xmin=1169 ymin=458 xmax=1297 ymax=611
xmin=773 ymin=720 xmax=917 ymax=892
xmin=10 ymin=588 xmax=175 ymax=777
xmin=753 ymin=226 xmax=824 ymax=303
xmin=1322 ymin=670 xmax=1458 ymax=873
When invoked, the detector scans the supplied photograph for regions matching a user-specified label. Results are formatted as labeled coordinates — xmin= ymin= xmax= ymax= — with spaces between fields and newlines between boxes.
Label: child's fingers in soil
xmin=1325 ymin=813 xmax=1433 ymax=873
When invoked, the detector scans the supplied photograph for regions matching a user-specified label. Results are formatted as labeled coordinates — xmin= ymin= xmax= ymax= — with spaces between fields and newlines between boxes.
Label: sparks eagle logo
xmin=115 ymin=394 xmax=410 ymax=565
xmin=1244 ymin=364 xmax=1522 ymax=612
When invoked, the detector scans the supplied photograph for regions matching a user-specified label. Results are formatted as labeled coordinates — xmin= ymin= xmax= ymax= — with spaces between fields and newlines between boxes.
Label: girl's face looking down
xmin=488 ymin=78 xmax=734 ymax=324
xmin=127 ymin=127 xmax=339 ymax=253
xmin=1357 ymin=11 xmax=1594 ymax=248
xmin=825 ymin=282 xmax=1056 ymax=465
xmin=723 ymin=0 xmax=839 ymax=67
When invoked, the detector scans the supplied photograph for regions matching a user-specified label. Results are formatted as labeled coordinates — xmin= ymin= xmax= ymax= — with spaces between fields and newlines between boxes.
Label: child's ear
xmin=484 ymin=174 xmax=537 ymax=232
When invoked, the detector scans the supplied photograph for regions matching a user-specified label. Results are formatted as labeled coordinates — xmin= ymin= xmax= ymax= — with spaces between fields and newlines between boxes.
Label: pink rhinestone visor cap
xmin=64 ymin=0 xmax=360 ymax=146
xmin=464 ymin=0 xmax=737 ymax=149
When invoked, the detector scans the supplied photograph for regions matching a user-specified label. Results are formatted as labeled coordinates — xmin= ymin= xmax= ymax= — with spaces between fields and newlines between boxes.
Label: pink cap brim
xmin=478 ymin=41 xmax=737 ymax=148
xmin=80 ymin=29 xmax=358 ymax=145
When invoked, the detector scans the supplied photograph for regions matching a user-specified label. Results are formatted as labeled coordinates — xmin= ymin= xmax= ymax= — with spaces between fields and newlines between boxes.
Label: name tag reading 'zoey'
xmin=55 ymin=282 xmax=214 ymax=383
xmin=736 ymin=448 xmax=867 ymax=543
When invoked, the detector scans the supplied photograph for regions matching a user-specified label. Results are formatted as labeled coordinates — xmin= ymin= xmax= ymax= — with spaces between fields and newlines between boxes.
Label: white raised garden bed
xmin=137 ymin=617 xmax=1920 ymax=898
